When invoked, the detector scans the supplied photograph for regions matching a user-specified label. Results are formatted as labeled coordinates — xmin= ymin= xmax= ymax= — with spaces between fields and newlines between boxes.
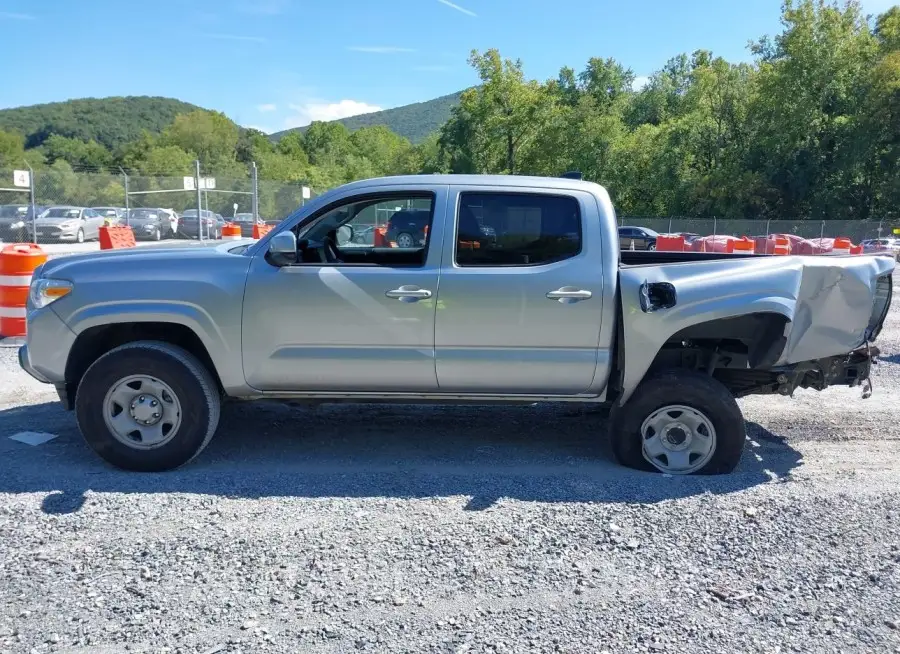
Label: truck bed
xmin=620 ymin=250 xmax=763 ymax=266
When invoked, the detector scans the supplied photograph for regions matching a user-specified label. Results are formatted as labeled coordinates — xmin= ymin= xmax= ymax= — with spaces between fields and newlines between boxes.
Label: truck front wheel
xmin=609 ymin=370 xmax=745 ymax=475
xmin=75 ymin=341 xmax=221 ymax=472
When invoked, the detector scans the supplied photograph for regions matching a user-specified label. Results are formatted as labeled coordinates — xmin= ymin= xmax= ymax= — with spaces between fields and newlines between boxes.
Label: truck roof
xmin=336 ymin=174 xmax=608 ymax=194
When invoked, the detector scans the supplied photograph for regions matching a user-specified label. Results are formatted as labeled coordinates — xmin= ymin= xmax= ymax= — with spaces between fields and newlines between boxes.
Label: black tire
xmin=395 ymin=232 xmax=415 ymax=248
xmin=153 ymin=226 xmax=161 ymax=241
xmin=76 ymin=228 xmax=84 ymax=244
xmin=75 ymin=341 xmax=221 ymax=472
xmin=609 ymin=369 xmax=745 ymax=475
xmin=647 ymin=243 xmax=656 ymax=251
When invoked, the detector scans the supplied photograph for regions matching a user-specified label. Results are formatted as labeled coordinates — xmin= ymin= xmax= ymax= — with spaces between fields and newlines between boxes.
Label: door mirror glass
xmin=267 ymin=231 xmax=297 ymax=266
xmin=336 ymin=224 xmax=354 ymax=246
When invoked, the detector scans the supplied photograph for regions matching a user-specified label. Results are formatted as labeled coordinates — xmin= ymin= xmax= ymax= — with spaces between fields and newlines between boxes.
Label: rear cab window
xmin=454 ymin=192 xmax=582 ymax=267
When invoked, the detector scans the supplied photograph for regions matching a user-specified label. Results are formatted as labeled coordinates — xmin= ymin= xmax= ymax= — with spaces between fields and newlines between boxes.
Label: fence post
xmin=820 ymin=221 xmax=825 ymax=240
xmin=251 ymin=161 xmax=259 ymax=222
xmin=195 ymin=160 xmax=203 ymax=242
xmin=668 ymin=217 xmax=672 ymax=234
xmin=121 ymin=168 xmax=129 ymax=226
xmin=713 ymin=217 xmax=717 ymax=239
xmin=765 ymin=218 xmax=771 ymax=240
xmin=25 ymin=161 xmax=36 ymax=246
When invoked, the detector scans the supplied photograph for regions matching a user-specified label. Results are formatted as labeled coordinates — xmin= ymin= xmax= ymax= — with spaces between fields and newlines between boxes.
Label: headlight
xmin=59 ymin=220 xmax=78 ymax=229
xmin=29 ymin=278 xmax=73 ymax=309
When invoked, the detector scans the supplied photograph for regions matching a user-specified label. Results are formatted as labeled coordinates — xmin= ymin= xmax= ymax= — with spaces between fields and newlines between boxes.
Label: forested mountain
xmin=0 ymin=97 xmax=203 ymax=150
xmin=271 ymin=91 xmax=463 ymax=144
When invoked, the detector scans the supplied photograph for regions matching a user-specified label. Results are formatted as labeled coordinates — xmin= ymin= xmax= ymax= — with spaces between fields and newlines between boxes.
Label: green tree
xmin=162 ymin=110 xmax=239 ymax=172
xmin=349 ymin=125 xmax=414 ymax=176
xmin=0 ymin=129 xmax=26 ymax=168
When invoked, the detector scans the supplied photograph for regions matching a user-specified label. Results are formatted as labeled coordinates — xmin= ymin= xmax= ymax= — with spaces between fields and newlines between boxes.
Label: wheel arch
xmin=63 ymin=322 xmax=223 ymax=408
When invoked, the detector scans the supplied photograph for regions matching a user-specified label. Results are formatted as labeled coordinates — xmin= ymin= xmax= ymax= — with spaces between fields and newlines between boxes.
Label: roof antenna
xmin=560 ymin=170 xmax=583 ymax=180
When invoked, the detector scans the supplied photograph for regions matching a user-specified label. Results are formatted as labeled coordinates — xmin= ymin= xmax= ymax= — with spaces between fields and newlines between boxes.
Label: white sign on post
xmin=200 ymin=177 xmax=216 ymax=190
xmin=13 ymin=170 xmax=30 ymax=188
xmin=183 ymin=176 xmax=196 ymax=191
xmin=301 ymin=186 xmax=311 ymax=200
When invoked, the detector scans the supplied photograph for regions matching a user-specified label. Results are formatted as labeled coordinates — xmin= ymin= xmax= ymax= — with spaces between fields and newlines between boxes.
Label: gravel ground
xmin=0 ymin=280 xmax=899 ymax=653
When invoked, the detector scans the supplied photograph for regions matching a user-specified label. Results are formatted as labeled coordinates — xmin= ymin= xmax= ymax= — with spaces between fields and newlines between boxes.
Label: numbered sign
xmin=13 ymin=170 xmax=30 ymax=188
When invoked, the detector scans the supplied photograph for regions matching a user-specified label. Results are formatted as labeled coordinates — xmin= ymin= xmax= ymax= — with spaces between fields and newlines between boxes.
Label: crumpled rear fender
xmin=616 ymin=254 xmax=895 ymax=404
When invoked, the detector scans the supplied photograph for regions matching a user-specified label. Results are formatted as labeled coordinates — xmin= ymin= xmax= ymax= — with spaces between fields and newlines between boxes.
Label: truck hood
xmin=36 ymin=240 xmax=256 ymax=280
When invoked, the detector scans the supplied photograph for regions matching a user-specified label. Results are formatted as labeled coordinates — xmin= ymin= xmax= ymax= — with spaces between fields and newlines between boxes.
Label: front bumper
xmin=18 ymin=344 xmax=50 ymax=383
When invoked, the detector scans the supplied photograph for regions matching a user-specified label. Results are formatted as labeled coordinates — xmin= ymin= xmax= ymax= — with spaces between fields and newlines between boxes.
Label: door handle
xmin=546 ymin=287 xmax=592 ymax=303
xmin=385 ymin=286 xmax=433 ymax=302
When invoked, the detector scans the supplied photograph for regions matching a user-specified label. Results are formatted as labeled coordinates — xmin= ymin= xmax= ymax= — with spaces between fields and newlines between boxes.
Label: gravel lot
xmin=0 ymin=277 xmax=899 ymax=653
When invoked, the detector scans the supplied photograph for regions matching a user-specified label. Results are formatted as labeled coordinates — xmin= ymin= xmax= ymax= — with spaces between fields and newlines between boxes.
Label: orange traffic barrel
xmin=222 ymin=223 xmax=242 ymax=239
xmin=0 ymin=243 xmax=47 ymax=338
xmin=732 ymin=237 xmax=755 ymax=254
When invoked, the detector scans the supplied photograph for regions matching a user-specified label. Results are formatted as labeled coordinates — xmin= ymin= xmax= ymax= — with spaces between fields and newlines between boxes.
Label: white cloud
xmin=348 ymin=46 xmax=416 ymax=54
xmin=632 ymin=76 xmax=650 ymax=91
xmin=284 ymin=100 xmax=383 ymax=128
xmin=257 ymin=103 xmax=277 ymax=112
xmin=202 ymin=32 xmax=267 ymax=43
xmin=0 ymin=11 xmax=35 ymax=20
xmin=437 ymin=0 xmax=477 ymax=17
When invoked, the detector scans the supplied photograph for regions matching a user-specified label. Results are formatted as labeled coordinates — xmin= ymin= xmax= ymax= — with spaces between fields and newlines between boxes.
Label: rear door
xmin=434 ymin=188 xmax=605 ymax=395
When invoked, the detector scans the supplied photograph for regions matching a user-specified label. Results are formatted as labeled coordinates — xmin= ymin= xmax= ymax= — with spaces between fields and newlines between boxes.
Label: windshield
xmin=44 ymin=208 xmax=80 ymax=218
xmin=130 ymin=210 xmax=159 ymax=220
xmin=95 ymin=208 xmax=119 ymax=216
xmin=0 ymin=205 xmax=27 ymax=217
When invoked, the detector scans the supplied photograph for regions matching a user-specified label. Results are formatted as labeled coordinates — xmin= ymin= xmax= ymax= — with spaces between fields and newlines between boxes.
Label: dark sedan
xmin=618 ymin=226 xmax=659 ymax=251
xmin=179 ymin=209 xmax=221 ymax=239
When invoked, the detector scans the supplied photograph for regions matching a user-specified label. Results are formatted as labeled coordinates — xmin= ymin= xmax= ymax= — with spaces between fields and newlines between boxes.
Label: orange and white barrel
xmin=773 ymin=236 xmax=790 ymax=255
xmin=222 ymin=223 xmax=242 ymax=240
xmin=0 ymin=243 xmax=47 ymax=338
xmin=831 ymin=237 xmax=852 ymax=255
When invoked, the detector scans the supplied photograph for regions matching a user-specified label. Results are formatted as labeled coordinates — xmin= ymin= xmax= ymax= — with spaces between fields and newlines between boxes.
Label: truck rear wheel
xmin=609 ymin=370 xmax=745 ymax=475
xmin=75 ymin=341 xmax=220 ymax=472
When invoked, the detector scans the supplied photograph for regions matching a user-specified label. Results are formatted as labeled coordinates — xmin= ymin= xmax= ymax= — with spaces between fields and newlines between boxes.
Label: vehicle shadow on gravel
xmin=0 ymin=401 xmax=801 ymax=515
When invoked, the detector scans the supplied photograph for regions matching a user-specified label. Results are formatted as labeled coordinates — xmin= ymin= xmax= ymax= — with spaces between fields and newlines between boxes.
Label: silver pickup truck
xmin=19 ymin=175 xmax=895 ymax=475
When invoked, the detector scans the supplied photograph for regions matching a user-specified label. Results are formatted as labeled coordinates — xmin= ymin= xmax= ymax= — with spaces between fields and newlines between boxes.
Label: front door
xmin=434 ymin=188 xmax=605 ymax=395
xmin=242 ymin=186 xmax=447 ymax=392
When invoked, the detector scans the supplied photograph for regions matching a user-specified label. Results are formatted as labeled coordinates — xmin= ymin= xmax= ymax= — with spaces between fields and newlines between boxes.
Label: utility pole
xmin=195 ymin=160 xmax=203 ymax=242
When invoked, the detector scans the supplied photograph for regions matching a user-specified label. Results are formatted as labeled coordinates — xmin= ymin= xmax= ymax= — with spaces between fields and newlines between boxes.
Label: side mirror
xmin=267 ymin=231 xmax=297 ymax=267
xmin=336 ymin=224 xmax=354 ymax=246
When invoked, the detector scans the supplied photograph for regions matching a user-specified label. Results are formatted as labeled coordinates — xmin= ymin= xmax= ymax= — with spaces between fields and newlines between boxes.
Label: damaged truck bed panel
xmin=617 ymin=254 xmax=895 ymax=403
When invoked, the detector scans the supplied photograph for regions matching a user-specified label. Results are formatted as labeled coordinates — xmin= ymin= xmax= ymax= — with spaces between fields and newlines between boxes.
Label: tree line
xmin=0 ymin=0 xmax=897 ymax=221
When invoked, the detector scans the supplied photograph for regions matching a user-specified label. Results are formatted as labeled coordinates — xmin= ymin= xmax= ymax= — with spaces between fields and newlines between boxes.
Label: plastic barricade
xmin=732 ymin=237 xmax=755 ymax=254
xmin=99 ymin=225 xmax=136 ymax=250
xmin=0 ymin=243 xmax=47 ymax=337
xmin=655 ymin=234 xmax=687 ymax=252
xmin=252 ymin=224 xmax=272 ymax=239
xmin=222 ymin=223 xmax=242 ymax=240
xmin=373 ymin=225 xmax=388 ymax=247
xmin=831 ymin=237 xmax=853 ymax=255
xmin=690 ymin=235 xmax=738 ymax=253
xmin=754 ymin=234 xmax=791 ymax=255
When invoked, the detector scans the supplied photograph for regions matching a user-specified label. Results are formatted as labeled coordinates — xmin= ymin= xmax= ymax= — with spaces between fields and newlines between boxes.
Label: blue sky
xmin=1 ymin=0 xmax=896 ymax=134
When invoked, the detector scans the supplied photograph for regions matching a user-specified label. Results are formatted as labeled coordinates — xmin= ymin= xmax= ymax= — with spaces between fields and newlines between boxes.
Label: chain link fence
xmin=620 ymin=216 xmax=900 ymax=243
xmin=0 ymin=166 xmax=319 ymax=245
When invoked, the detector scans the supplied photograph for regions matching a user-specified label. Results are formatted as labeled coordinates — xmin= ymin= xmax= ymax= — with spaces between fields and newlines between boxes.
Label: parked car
xmin=233 ymin=212 xmax=262 ymax=238
xmin=27 ymin=206 xmax=105 ymax=243
xmin=213 ymin=214 xmax=226 ymax=239
xmin=93 ymin=207 xmax=127 ymax=226
xmin=0 ymin=204 xmax=43 ymax=242
xmin=179 ymin=209 xmax=220 ymax=239
xmin=18 ymin=174 xmax=894 ymax=476
xmin=862 ymin=238 xmax=900 ymax=260
xmin=126 ymin=208 xmax=176 ymax=241
xmin=618 ymin=226 xmax=659 ymax=250
xmin=385 ymin=209 xmax=431 ymax=248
